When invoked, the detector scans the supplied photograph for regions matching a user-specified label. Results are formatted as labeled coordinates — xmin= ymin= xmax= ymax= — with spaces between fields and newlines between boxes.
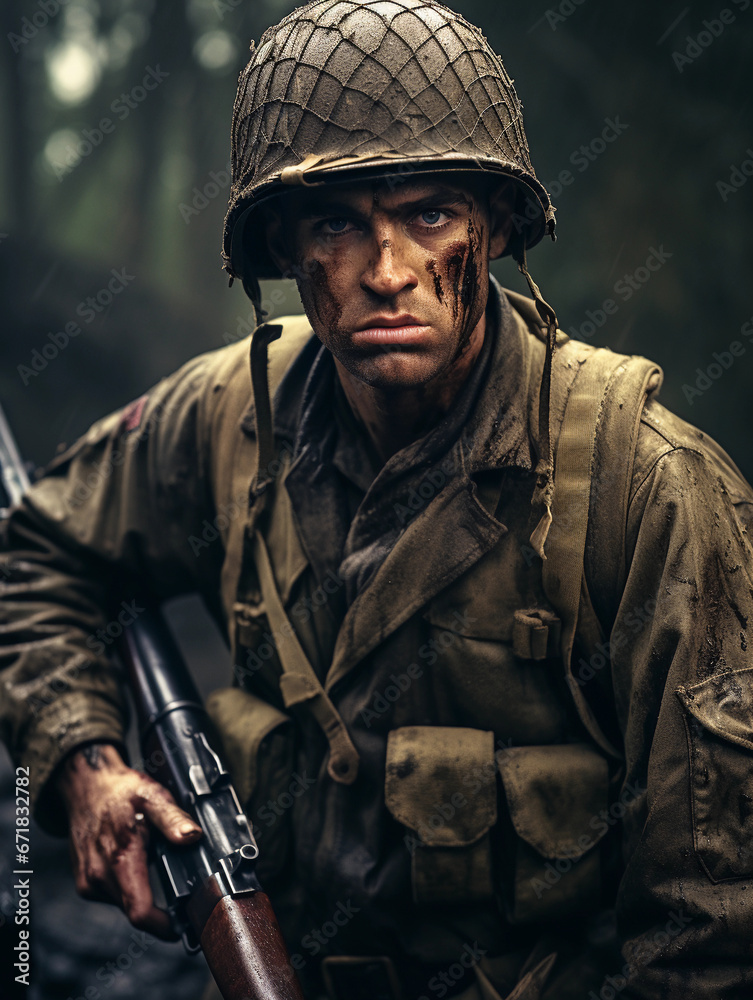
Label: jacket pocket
xmin=677 ymin=668 xmax=753 ymax=882
xmin=385 ymin=725 xmax=497 ymax=905
xmin=495 ymin=743 xmax=609 ymax=924
xmin=206 ymin=686 xmax=294 ymax=883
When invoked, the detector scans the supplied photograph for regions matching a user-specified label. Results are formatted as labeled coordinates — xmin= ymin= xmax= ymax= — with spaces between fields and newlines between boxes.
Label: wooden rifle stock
xmin=199 ymin=890 xmax=305 ymax=1000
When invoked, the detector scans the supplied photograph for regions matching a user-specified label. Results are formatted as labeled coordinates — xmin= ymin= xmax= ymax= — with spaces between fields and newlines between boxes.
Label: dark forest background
xmin=0 ymin=1 xmax=751 ymax=998
xmin=0 ymin=0 xmax=752 ymax=474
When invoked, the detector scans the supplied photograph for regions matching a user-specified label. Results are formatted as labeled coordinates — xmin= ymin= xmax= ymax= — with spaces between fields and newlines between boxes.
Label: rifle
xmin=0 ymin=402 xmax=305 ymax=1000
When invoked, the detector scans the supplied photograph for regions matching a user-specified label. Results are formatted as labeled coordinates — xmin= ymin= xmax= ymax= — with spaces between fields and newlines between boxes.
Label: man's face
xmin=266 ymin=176 xmax=512 ymax=392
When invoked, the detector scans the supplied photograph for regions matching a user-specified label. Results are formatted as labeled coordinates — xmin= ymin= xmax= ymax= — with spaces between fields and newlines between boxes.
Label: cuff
xmin=18 ymin=692 xmax=127 ymax=836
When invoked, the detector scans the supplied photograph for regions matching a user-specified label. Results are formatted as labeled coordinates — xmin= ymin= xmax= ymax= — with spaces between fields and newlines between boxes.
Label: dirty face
xmin=268 ymin=176 xmax=510 ymax=392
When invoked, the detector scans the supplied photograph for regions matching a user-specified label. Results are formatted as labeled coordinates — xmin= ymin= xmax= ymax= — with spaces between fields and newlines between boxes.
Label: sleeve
xmin=606 ymin=427 xmax=753 ymax=997
xmin=0 ymin=353 xmax=225 ymax=834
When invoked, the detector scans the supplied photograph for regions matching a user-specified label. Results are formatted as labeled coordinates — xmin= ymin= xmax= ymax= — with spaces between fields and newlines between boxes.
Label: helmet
xmin=230 ymin=0 xmax=559 ymax=562
xmin=222 ymin=0 xmax=556 ymax=302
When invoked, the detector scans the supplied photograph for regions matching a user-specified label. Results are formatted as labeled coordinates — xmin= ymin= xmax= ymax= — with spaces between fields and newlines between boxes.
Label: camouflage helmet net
xmin=222 ymin=0 xmax=556 ymax=293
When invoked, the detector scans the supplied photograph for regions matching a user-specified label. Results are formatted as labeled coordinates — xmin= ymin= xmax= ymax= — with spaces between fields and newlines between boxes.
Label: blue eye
xmin=326 ymin=219 xmax=350 ymax=233
xmin=421 ymin=210 xmax=444 ymax=226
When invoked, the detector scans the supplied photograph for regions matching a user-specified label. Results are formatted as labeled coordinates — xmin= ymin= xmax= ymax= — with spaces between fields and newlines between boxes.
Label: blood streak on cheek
xmin=459 ymin=221 xmax=481 ymax=337
xmin=444 ymin=239 xmax=468 ymax=323
xmin=425 ymin=259 xmax=444 ymax=303
xmin=443 ymin=220 xmax=482 ymax=357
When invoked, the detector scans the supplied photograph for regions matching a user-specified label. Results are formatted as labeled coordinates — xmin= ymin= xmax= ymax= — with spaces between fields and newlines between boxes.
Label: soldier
xmin=2 ymin=1 xmax=753 ymax=999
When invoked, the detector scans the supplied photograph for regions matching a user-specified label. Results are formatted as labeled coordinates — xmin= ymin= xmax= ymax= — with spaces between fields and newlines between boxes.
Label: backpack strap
xmin=542 ymin=349 xmax=663 ymax=759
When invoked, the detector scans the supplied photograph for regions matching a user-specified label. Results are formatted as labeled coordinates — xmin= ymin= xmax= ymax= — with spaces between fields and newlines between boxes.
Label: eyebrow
xmin=298 ymin=188 xmax=474 ymax=221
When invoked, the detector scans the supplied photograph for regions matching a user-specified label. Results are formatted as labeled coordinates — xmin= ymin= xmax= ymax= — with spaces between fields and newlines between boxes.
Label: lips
xmin=352 ymin=315 xmax=431 ymax=346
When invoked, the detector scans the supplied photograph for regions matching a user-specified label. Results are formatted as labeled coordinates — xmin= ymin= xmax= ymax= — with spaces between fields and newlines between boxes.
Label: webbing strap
xmin=543 ymin=353 xmax=634 ymax=760
xmin=252 ymin=530 xmax=360 ymax=785
xmin=250 ymin=323 xmax=283 ymax=491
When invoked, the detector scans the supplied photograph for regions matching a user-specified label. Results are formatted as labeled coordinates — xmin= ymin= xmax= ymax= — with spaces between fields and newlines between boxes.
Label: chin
xmin=341 ymin=351 xmax=446 ymax=391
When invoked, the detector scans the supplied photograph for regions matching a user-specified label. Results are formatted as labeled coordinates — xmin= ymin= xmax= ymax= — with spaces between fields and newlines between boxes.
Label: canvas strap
xmin=252 ymin=527 xmax=360 ymax=785
xmin=543 ymin=350 xmax=662 ymax=759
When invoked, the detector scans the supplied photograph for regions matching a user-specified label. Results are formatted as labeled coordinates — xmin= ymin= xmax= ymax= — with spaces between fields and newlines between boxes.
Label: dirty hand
xmin=56 ymin=742 xmax=202 ymax=939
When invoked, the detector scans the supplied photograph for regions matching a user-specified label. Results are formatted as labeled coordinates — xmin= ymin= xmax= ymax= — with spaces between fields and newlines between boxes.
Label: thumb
xmin=140 ymin=789 xmax=202 ymax=845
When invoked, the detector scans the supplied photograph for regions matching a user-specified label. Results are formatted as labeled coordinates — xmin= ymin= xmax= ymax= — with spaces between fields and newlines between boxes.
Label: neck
xmin=334 ymin=313 xmax=487 ymax=464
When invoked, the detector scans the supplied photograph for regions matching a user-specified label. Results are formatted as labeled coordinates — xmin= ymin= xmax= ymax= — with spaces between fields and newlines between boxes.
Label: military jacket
xmin=2 ymin=280 xmax=753 ymax=1000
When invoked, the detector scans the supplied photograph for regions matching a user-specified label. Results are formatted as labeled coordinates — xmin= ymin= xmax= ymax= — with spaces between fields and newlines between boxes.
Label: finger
xmin=111 ymin=839 xmax=178 ymax=941
xmin=138 ymin=786 xmax=202 ymax=845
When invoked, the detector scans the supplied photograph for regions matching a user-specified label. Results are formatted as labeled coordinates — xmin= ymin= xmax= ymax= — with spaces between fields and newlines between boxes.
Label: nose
xmin=360 ymin=229 xmax=418 ymax=299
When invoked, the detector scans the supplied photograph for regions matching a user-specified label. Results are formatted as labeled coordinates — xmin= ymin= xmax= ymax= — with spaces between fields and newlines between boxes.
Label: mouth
xmin=351 ymin=315 xmax=431 ymax=346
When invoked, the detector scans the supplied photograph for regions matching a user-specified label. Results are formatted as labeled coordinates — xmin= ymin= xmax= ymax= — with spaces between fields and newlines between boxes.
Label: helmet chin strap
xmin=512 ymin=237 xmax=559 ymax=561
xmin=250 ymin=321 xmax=283 ymax=496
xmin=242 ymin=272 xmax=268 ymax=329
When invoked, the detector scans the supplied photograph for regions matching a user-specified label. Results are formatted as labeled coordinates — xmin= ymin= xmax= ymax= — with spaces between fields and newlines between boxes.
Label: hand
xmin=56 ymin=742 xmax=202 ymax=939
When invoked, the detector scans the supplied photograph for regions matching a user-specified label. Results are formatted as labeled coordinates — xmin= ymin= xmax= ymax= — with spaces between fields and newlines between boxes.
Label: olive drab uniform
xmin=2 ymin=280 xmax=753 ymax=1000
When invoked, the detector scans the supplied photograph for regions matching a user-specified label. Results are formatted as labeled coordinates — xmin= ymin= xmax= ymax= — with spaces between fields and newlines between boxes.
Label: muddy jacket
xmin=2 ymin=279 xmax=753 ymax=1000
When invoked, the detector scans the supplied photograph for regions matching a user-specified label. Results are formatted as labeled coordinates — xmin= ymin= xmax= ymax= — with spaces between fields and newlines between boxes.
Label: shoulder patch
xmin=120 ymin=395 xmax=149 ymax=433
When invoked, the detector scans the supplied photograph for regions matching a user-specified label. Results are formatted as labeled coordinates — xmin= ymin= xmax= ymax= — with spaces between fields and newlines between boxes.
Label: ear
xmin=264 ymin=203 xmax=294 ymax=274
xmin=488 ymin=180 xmax=515 ymax=260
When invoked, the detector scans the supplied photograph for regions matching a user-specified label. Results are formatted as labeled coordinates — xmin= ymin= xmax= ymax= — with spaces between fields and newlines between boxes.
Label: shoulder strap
xmin=542 ymin=349 xmax=662 ymax=759
xmin=218 ymin=315 xmax=313 ymax=617
xmin=236 ymin=317 xmax=361 ymax=786
xmin=252 ymin=530 xmax=360 ymax=785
